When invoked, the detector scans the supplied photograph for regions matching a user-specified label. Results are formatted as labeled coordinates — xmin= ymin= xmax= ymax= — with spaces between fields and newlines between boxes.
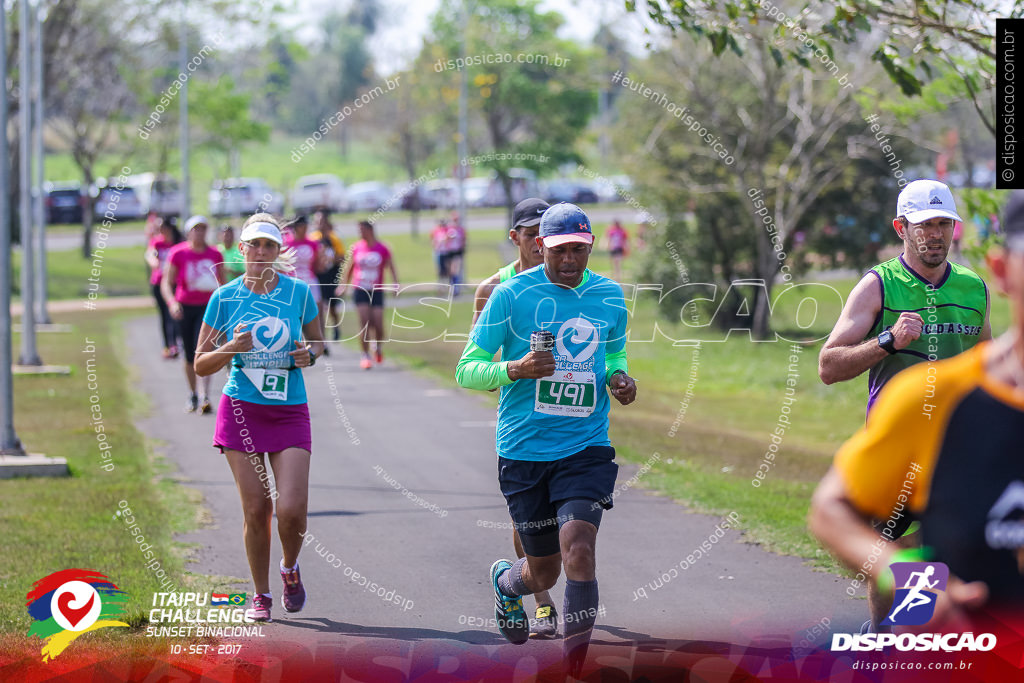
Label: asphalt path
xmin=45 ymin=206 xmax=636 ymax=252
xmin=124 ymin=312 xmax=865 ymax=673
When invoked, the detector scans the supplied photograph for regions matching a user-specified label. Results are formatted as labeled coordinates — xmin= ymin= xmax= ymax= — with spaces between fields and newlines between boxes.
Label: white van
xmin=292 ymin=174 xmax=347 ymax=214
xmin=129 ymin=172 xmax=183 ymax=216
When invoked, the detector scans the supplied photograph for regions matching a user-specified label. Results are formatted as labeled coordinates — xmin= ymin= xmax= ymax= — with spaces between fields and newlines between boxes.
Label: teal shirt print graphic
xmin=471 ymin=265 xmax=628 ymax=462
xmin=203 ymin=274 xmax=318 ymax=405
xmin=535 ymin=317 xmax=600 ymax=418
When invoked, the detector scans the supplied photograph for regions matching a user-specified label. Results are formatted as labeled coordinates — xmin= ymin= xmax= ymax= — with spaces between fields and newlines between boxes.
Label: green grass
xmin=12 ymin=246 xmax=150 ymax=301
xmin=0 ymin=309 xmax=203 ymax=641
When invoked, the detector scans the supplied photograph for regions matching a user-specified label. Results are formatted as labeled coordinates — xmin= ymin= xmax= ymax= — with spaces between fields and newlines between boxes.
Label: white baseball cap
xmin=239 ymin=221 xmax=283 ymax=245
xmin=896 ymin=180 xmax=963 ymax=224
xmin=184 ymin=215 xmax=209 ymax=231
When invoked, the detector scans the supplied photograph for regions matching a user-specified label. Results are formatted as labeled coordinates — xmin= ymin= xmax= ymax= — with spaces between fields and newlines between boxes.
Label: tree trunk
xmin=81 ymin=167 xmax=95 ymax=258
xmin=752 ymin=216 xmax=777 ymax=340
xmin=497 ymin=170 xmax=514 ymax=226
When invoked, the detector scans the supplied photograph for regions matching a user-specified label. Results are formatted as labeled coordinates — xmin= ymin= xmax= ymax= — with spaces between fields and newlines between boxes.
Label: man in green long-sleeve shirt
xmin=456 ymin=202 xmax=637 ymax=675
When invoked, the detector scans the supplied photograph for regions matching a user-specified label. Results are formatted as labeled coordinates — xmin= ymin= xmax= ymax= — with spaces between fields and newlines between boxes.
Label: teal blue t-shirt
xmin=470 ymin=265 xmax=628 ymax=461
xmin=203 ymin=274 xmax=318 ymax=405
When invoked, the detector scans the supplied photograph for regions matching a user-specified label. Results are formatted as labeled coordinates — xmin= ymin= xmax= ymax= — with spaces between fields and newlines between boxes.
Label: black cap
xmin=1004 ymin=191 xmax=1024 ymax=248
xmin=289 ymin=214 xmax=308 ymax=226
xmin=512 ymin=198 xmax=550 ymax=229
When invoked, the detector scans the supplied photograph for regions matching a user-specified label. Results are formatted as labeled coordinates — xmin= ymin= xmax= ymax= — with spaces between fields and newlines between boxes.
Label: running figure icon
xmin=886 ymin=565 xmax=939 ymax=623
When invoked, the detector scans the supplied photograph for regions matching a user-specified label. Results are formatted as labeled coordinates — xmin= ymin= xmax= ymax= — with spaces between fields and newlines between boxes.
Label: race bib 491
xmin=534 ymin=370 xmax=596 ymax=417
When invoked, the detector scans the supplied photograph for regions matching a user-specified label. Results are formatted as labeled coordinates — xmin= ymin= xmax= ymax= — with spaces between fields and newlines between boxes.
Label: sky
xmin=285 ymin=0 xmax=655 ymax=74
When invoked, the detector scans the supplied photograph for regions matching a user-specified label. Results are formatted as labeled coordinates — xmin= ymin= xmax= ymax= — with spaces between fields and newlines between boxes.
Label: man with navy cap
xmin=456 ymin=202 xmax=638 ymax=674
xmin=471 ymin=197 xmax=561 ymax=639
xmin=817 ymin=179 xmax=991 ymax=633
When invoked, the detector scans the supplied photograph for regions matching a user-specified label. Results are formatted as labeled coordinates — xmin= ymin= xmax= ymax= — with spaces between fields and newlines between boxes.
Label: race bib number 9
xmin=241 ymin=368 xmax=289 ymax=401
xmin=534 ymin=370 xmax=596 ymax=417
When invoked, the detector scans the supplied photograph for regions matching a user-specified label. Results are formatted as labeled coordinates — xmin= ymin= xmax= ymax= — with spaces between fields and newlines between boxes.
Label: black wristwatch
xmin=877 ymin=330 xmax=897 ymax=355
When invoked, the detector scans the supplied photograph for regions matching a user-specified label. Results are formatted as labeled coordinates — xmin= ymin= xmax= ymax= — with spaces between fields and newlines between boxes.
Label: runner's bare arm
xmin=472 ymin=275 xmax=500 ymax=325
xmin=335 ymin=258 xmax=354 ymax=296
xmin=818 ymin=274 xmax=889 ymax=384
xmin=809 ymin=467 xmax=989 ymax=624
xmin=302 ymin=317 xmax=324 ymax=358
xmin=161 ymin=262 xmax=182 ymax=319
xmin=808 ymin=468 xmax=899 ymax=582
xmin=388 ymin=258 xmax=400 ymax=289
xmin=195 ymin=322 xmax=249 ymax=376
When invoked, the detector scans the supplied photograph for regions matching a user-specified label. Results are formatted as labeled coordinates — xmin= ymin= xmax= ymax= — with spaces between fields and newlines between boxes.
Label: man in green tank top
xmin=818 ymin=178 xmax=991 ymax=634
xmin=470 ymin=197 xmax=560 ymax=638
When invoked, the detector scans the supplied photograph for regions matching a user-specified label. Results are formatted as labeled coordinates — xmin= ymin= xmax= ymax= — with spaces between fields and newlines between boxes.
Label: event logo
xmin=881 ymin=562 xmax=949 ymax=626
xmin=831 ymin=561 xmax=997 ymax=652
xmin=26 ymin=569 xmax=129 ymax=662
xmin=251 ymin=316 xmax=290 ymax=352
xmin=555 ymin=317 xmax=599 ymax=363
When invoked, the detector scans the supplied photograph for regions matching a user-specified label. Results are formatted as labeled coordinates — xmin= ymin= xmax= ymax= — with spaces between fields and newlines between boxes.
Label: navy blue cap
xmin=539 ymin=202 xmax=594 ymax=246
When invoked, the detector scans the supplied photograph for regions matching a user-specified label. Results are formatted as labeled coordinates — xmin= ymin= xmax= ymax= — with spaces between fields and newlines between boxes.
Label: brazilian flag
xmin=228 ymin=593 xmax=246 ymax=606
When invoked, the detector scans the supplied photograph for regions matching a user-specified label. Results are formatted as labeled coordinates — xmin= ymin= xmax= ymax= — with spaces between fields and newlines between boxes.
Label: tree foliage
xmin=629 ymin=0 xmax=1007 ymax=136
xmin=423 ymin=0 xmax=597 ymax=209
xmin=620 ymin=31 xmax=898 ymax=337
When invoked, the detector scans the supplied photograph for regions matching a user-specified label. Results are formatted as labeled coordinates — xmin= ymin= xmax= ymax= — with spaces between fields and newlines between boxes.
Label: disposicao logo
xmin=26 ymin=569 xmax=129 ymax=662
xmin=831 ymin=561 xmax=997 ymax=652
xmin=882 ymin=561 xmax=948 ymax=626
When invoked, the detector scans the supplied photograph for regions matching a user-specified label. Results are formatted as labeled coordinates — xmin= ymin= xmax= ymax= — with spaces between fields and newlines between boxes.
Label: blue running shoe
xmin=490 ymin=559 xmax=529 ymax=645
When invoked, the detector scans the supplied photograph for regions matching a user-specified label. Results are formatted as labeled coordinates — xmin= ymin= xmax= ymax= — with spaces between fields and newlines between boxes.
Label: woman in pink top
xmin=336 ymin=221 xmax=399 ymax=369
xmin=162 ymin=215 xmax=225 ymax=414
xmin=284 ymin=215 xmax=326 ymax=304
xmin=603 ymin=219 xmax=629 ymax=281
xmin=145 ymin=218 xmax=182 ymax=358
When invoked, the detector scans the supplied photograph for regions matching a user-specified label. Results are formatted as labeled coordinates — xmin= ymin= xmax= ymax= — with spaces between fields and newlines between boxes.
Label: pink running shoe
xmin=246 ymin=593 xmax=272 ymax=622
xmin=281 ymin=564 xmax=306 ymax=612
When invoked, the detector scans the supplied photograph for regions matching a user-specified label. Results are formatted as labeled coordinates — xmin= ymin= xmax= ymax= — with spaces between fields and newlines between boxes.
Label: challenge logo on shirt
xmin=535 ymin=317 xmax=602 ymax=417
xmin=555 ymin=317 xmax=599 ymax=371
xmin=243 ymin=316 xmax=291 ymax=368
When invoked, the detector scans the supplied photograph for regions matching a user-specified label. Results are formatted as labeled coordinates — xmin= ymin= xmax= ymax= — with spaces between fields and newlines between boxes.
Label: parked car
xmin=93 ymin=184 xmax=144 ymax=221
xmin=424 ymin=179 xmax=458 ymax=209
xmin=482 ymin=168 xmax=539 ymax=206
xmin=462 ymin=178 xmax=492 ymax=207
xmin=397 ymin=184 xmax=438 ymax=211
xmin=291 ymin=174 xmax=347 ymax=214
xmin=129 ymin=172 xmax=183 ymax=216
xmin=209 ymin=178 xmax=285 ymax=217
xmin=594 ymin=174 xmax=634 ymax=203
xmin=543 ymin=179 xmax=599 ymax=205
xmin=44 ymin=181 xmax=87 ymax=224
xmin=345 ymin=181 xmax=394 ymax=212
